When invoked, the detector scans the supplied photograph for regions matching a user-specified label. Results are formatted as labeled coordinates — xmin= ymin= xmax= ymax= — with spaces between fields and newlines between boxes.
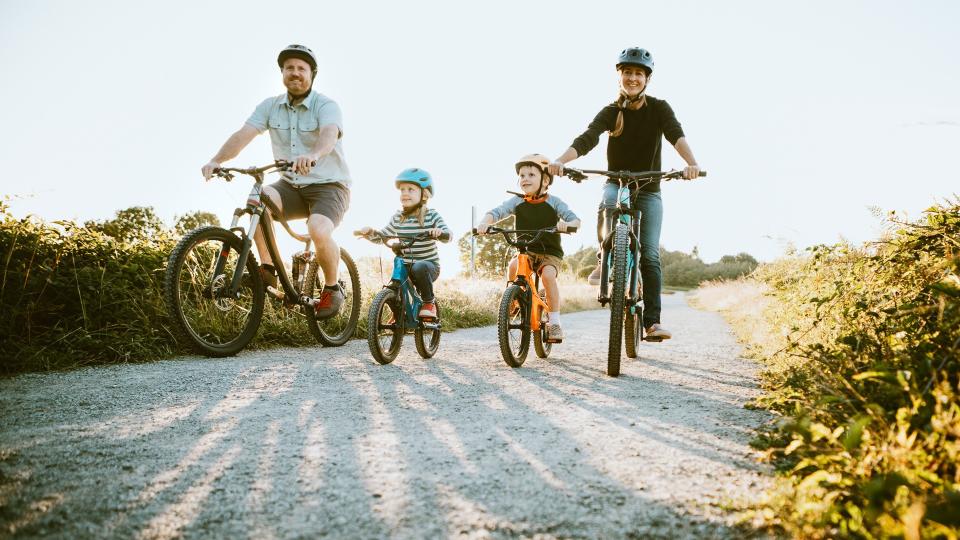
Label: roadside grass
xmin=690 ymin=201 xmax=960 ymax=538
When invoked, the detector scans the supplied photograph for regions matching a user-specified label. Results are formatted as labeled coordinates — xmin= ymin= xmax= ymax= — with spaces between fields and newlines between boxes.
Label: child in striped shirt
xmin=358 ymin=168 xmax=451 ymax=319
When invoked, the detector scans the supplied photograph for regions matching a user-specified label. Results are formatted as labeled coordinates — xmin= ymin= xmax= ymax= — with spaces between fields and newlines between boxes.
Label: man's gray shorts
xmin=267 ymin=180 xmax=350 ymax=226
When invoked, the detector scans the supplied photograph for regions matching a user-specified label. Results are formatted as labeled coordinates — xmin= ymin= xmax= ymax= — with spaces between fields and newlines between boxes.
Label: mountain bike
xmin=564 ymin=167 xmax=706 ymax=376
xmin=474 ymin=225 xmax=578 ymax=368
xmin=355 ymin=230 xmax=450 ymax=364
xmin=164 ymin=160 xmax=361 ymax=357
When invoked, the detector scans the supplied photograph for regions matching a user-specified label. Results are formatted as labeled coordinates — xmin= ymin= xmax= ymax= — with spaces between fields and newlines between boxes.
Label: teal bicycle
xmin=564 ymin=167 xmax=706 ymax=376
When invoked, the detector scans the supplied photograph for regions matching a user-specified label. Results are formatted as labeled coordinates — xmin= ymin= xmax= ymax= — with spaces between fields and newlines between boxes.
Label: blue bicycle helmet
xmin=395 ymin=168 xmax=434 ymax=197
xmin=617 ymin=47 xmax=654 ymax=75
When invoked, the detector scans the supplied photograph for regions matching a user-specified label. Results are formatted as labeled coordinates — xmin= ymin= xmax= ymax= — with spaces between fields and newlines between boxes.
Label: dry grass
xmin=688 ymin=278 xmax=775 ymax=357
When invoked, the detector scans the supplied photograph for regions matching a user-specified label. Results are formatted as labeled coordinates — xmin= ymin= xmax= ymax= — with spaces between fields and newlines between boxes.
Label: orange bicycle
xmin=475 ymin=225 xmax=577 ymax=367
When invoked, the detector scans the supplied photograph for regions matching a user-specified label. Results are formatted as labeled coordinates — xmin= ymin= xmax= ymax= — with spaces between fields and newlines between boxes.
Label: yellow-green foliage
xmin=1 ymin=204 xmax=600 ymax=375
xmin=741 ymin=203 xmax=960 ymax=537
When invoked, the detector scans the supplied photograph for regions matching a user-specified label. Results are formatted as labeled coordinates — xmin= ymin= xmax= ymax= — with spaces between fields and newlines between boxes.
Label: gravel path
xmin=1 ymin=292 xmax=773 ymax=539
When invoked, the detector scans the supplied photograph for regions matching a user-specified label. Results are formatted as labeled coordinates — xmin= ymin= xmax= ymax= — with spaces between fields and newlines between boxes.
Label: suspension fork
xmin=226 ymin=207 xmax=262 ymax=295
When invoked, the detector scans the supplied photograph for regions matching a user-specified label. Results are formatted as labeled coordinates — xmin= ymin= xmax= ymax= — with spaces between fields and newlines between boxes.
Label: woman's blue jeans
xmin=599 ymin=183 xmax=663 ymax=328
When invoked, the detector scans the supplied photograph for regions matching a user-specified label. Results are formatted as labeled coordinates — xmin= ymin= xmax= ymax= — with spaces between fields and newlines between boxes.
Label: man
xmin=201 ymin=44 xmax=350 ymax=318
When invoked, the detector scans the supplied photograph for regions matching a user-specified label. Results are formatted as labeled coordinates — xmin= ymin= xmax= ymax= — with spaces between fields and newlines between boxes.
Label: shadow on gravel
xmin=0 ymin=342 xmax=771 ymax=538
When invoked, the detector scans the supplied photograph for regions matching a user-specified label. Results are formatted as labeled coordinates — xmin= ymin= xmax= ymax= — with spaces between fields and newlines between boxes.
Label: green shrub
xmin=746 ymin=203 xmax=960 ymax=537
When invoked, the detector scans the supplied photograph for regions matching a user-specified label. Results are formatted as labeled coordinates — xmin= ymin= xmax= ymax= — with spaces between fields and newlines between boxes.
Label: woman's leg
xmin=589 ymin=182 xmax=621 ymax=284
xmin=635 ymin=191 xmax=663 ymax=328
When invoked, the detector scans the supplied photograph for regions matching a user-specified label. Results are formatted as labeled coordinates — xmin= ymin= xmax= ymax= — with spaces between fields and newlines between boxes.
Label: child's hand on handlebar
xmin=556 ymin=221 xmax=572 ymax=232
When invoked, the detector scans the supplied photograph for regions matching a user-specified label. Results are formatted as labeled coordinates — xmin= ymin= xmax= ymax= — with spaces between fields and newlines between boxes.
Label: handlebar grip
xmin=472 ymin=228 xmax=479 ymax=235
xmin=438 ymin=232 xmax=451 ymax=242
xmin=699 ymin=170 xmax=707 ymax=177
xmin=565 ymin=226 xmax=578 ymax=233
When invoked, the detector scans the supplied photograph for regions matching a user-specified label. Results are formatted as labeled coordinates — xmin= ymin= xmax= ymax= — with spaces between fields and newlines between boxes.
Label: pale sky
xmin=2 ymin=0 xmax=958 ymax=273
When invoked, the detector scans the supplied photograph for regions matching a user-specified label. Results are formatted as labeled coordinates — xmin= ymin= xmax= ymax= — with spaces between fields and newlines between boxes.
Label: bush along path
xmin=0 ymin=204 xmax=594 ymax=375
xmin=695 ymin=201 xmax=960 ymax=538
xmin=0 ymin=293 xmax=774 ymax=538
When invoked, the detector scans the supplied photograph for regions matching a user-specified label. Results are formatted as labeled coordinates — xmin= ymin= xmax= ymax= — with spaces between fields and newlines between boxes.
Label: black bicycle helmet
xmin=616 ymin=47 xmax=654 ymax=74
xmin=278 ymin=44 xmax=318 ymax=73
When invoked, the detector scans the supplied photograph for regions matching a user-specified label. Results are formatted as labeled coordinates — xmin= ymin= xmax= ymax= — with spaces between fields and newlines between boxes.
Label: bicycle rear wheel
xmin=306 ymin=248 xmax=361 ymax=346
xmin=414 ymin=304 xmax=441 ymax=359
xmin=164 ymin=226 xmax=264 ymax=357
xmin=624 ymin=304 xmax=642 ymax=359
xmin=533 ymin=293 xmax=552 ymax=359
xmin=367 ymin=288 xmax=403 ymax=364
xmin=607 ymin=223 xmax=630 ymax=376
xmin=498 ymin=284 xmax=530 ymax=367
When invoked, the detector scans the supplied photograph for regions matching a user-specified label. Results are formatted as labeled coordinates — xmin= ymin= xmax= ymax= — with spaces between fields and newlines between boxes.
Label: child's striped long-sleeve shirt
xmin=376 ymin=208 xmax=451 ymax=265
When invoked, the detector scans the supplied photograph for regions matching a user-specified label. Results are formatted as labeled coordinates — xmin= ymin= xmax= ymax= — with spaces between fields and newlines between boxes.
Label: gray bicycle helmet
xmin=278 ymin=44 xmax=318 ymax=73
xmin=616 ymin=47 xmax=654 ymax=74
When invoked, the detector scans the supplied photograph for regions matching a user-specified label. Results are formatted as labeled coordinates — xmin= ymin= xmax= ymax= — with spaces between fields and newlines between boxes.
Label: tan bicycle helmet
xmin=515 ymin=154 xmax=553 ymax=196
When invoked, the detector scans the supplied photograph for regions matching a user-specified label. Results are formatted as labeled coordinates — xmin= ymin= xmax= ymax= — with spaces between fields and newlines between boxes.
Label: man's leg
xmin=307 ymin=213 xmax=339 ymax=286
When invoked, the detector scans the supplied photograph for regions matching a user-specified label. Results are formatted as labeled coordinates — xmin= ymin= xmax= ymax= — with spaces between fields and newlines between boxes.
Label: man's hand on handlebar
xmin=682 ymin=165 xmax=701 ymax=180
xmin=474 ymin=222 xmax=491 ymax=235
xmin=201 ymin=161 xmax=221 ymax=181
xmin=547 ymin=161 xmax=565 ymax=177
xmin=292 ymin=155 xmax=319 ymax=176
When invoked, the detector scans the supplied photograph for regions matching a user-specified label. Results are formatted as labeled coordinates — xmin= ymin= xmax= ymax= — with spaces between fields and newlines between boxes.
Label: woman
xmin=547 ymin=47 xmax=702 ymax=340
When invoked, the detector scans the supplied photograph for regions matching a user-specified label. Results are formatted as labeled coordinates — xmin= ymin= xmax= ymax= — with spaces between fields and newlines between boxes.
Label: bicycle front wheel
xmin=607 ymin=223 xmax=630 ymax=376
xmin=367 ymin=288 xmax=403 ymax=364
xmin=164 ymin=226 xmax=265 ymax=357
xmin=498 ymin=284 xmax=530 ymax=367
xmin=306 ymin=248 xmax=361 ymax=346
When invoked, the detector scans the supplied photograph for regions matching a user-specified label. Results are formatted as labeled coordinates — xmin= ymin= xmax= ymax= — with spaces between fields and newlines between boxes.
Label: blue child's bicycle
xmin=355 ymin=230 xmax=450 ymax=364
xmin=564 ymin=167 xmax=706 ymax=377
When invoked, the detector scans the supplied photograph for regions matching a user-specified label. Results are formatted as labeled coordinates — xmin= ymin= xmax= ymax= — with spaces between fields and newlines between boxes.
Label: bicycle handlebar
xmin=471 ymin=225 xmax=577 ymax=249
xmin=563 ymin=167 xmax=707 ymax=185
xmin=212 ymin=159 xmax=318 ymax=181
xmin=354 ymin=230 xmax=452 ymax=243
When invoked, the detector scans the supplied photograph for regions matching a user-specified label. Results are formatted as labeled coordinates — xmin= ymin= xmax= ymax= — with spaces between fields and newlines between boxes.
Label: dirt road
xmin=1 ymin=293 xmax=772 ymax=539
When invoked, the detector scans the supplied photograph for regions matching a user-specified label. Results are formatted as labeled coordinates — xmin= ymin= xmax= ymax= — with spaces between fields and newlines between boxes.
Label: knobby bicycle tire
xmin=624 ymin=304 xmax=643 ymax=359
xmin=607 ymin=223 xmax=630 ymax=376
xmin=498 ymin=284 xmax=530 ymax=367
xmin=164 ymin=226 xmax=265 ymax=357
xmin=367 ymin=288 xmax=403 ymax=364
xmin=414 ymin=303 xmax=441 ymax=359
xmin=533 ymin=290 xmax=552 ymax=359
xmin=306 ymin=248 xmax=361 ymax=346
